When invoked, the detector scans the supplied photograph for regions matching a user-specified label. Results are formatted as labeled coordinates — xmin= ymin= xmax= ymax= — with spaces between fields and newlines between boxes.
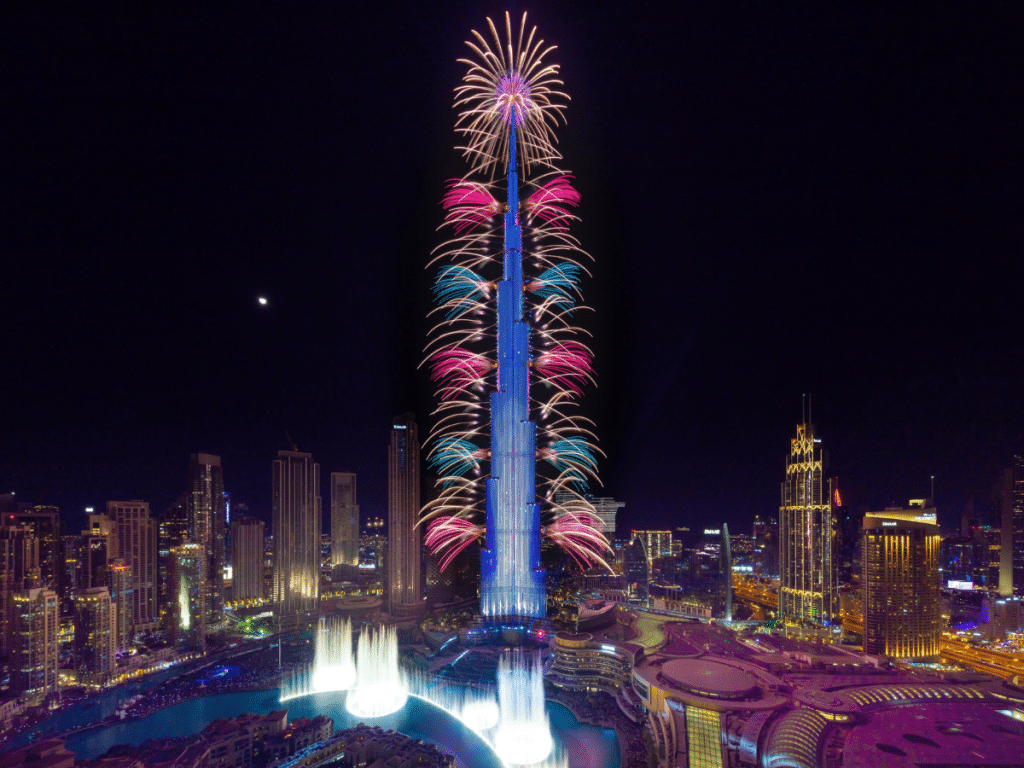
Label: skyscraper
xmin=863 ymin=503 xmax=941 ymax=658
xmin=9 ymin=507 xmax=61 ymax=595
xmin=231 ymin=517 xmax=265 ymax=602
xmin=590 ymin=497 xmax=625 ymax=538
xmin=632 ymin=530 xmax=673 ymax=566
xmin=272 ymin=450 xmax=321 ymax=618
xmin=75 ymin=587 xmax=116 ymax=687
xmin=188 ymin=453 xmax=226 ymax=622
xmin=1013 ymin=456 xmax=1024 ymax=597
xmin=330 ymin=472 xmax=360 ymax=582
xmin=624 ymin=537 xmax=649 ymax=603
xmin=779 ymin=421 xmax=837 ymax=629
xmin=0 ymin=522 xmax=40 ymax=659
xmin=108 ymin=559 xmax=133 ymax=652
xmin=388 ymin=414 xmax=420 ymax=614
xmin=106 ymin=501 xmax=158 ymax=633
xmin=169 ymin=542 xmax=206 ymax=653
xmin=12 ymin=587 xmax=59 ymax=698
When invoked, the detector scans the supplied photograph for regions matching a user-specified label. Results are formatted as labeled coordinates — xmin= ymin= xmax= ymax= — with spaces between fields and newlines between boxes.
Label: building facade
xmin=779 ymin=421 xmax=837 ymax=628
xmin=330 ymin=472 xmax=360 ymax=582
xmin=12 ymin=587 xmax=59 ymax=698
xmin=0 ymin=523 xmax=39 ymax=658
xmin=272 ymin=450 xmax=321 ymax=617
xmin=632 ymin=530 xmax=672 ymax=566
xmin=863 ymin=504 xmax=941 ymax=659
xmin=387 ymin=414 xmax=421 ymax=613
xmin=169 ymin=542 xmax=207 ymax=653
xmin=105 ymin=501 xmax=158 ymax=633
xmin=231 ymin=517 xmax=265 ymax=602
xmin=624 ymin=537 xmax=649 ymax=603
xmin=189 ymin=453 xmax=226 ymax=623
xmin=74 ymin=587 xmax=115 ymax=687
xmin=108 ymin=559 xmax=133 ymax=653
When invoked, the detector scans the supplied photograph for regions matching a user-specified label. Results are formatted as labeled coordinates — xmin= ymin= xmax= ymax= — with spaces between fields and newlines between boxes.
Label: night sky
xmin=3 ymin=4 xmax=1021 ymax=538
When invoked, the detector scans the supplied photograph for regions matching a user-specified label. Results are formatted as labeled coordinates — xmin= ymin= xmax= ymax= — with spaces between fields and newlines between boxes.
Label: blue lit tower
xmin=423 ymin=13 xmax=611 ymax=621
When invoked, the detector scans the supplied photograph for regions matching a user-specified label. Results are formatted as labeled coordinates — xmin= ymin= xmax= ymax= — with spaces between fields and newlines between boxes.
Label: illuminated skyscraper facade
xmin=0 ymin=522 xmax=39 ymax=659
xmin=1013 ymin=455 xmax=1024 ymax=597
xmin=388 ymin=415 xmax=421 ymax=613
xmin=231 ymin=517 xmax=265 ymax=602
xmin=779 ymin=422 xmax=837 ymax=628
xmin=863 ymin=504 xmax=941 ymax=658
xmin=330 ymin=471 xmax=360 ymax=582
xmin=632 ymin=530 xmax=672 ymax=566
xmin=624 ymin=537 xmax=649 ymax=603
xmin=108 ymin=559 xmax=133 ymax=652
xmin=169 ymin=542 xmax=206 ymax=653
xmin=188 ymin=453 xmax=226 ymax=621
xmin=12 ymin=587 xmax=59 ymax=697
xmin=272 ymin=450 xmax=321 ymax=617
xmin=106 ymin=501 xmax=158 ymax=633
xmin=75 ymin=587 xmax=115 ymax=687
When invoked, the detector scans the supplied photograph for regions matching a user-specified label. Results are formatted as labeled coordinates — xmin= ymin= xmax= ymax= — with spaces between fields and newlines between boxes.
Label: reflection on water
xmin=59 ymin=689 xmax=618 ymax=768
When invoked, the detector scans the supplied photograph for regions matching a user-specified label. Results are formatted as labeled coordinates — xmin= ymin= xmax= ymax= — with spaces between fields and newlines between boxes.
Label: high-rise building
xmin=82 ymin=514 xmax=115 ymax=590
xmin=779 ymin=421 xmax=837 ymax=628
xmin=590 ymin=497 xmax=624 ymax=538
xmin=9 ymin=507 xmax=62 ymax=596
xmin=158 ymin=494 xmax=189 ymax=628
xmin=108 ymin=559 xmax=133 ymax=652
xmin=624 ymin=537 xmax=649 ymax=603
xmin=387 ymin=414 xmax=421 ymax=614
xmin=106 ymin=501 xmax=158 ymax=633
xmin=632 ymin=530 xmax=672 ymax=566
xmin=0 ymin=523 xmax=40 ymax=658
xmin=1012 ymin=456 xmax=1024 ymax=597
xmin=330 ymin=472 xmax=360 ymax=582
xmin=188 ymin=453 xmax=226 ymax=622
xmin=231 ymin=517 xmax=265 ymax=602
xmin=12 ymin=587 xmax=59 ymax=698
xmin=169 ymin=542 xmax=206 ymax=654
xmin=751 ymin=515 xmax=779 ymax=579
xmin=862 ymin=503 xmax=941 ymax=659
xmin=61 ymin=534 xmax=82 ymax=615
xmin=272 ymin=450 xmax=321 ymax=617
xmin=74 ymin=587 xmax=115 ymax=687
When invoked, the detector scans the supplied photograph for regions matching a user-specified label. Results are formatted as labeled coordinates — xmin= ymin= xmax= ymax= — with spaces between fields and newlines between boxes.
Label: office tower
xmin=1013 ymin=456 xmax=1024 ymax=597
xmin=425 ymin=17 xmax=610 ymax=623
xmin=188 ymin=453 xmax=226 ymax=622
xmin=75 ymin=587 xmax=115 ymax=687
xmin=82 ymin=514 xmax=116 ymax=590
xmin=61 ymin=534 xmax=82 ymax=615
xmin=590 ymin=497 xmax=625 ymax=537
xmin=169 ymin=542 xmax=206 ymax=653
xmin=231 ymin=517 xmax=265 ymax=602
xmin=0 ymin=523 xmax=40 ymax=658
xmin=158 ymin=494 xmax=189 ymax=627
xmin=387 ymin=414 xmax=421 ymax=614
xmin=108 ymin=559 xmax=133 ymax=652
xmin=330 ymin=472 xmax=360 ymax=582
xmin=10 ymin=507 xmax=62 ymax=595
xmin=863 ymin=503 xmax=941 ymax=658
xmin=779 ymin=421 xmax=837 ymax=628
xmin=106 ymin=501 xmax=158 ymax=633
xmin=272 ymin=450 xmax=322 ymax=617
xmin=632 ymin=530 xmax=672 ymax=566
xmin=624 ymin=537 xmax=649 ymax=603
xmin=12 ymin=587 xmax=59 ymax=697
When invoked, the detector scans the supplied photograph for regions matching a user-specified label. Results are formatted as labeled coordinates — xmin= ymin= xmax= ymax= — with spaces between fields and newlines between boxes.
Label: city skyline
xmin=2 ymin=5 xmax=1022 ymax=539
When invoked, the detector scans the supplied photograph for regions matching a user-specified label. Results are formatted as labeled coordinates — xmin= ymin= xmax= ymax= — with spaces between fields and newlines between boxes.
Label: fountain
xmin=494 ymin=650 xmax=557 ymax=766
xmin=312 ymin=616 xmax=355 ymax=693
xmin=346 ymin=625 xmax=408 ymax=717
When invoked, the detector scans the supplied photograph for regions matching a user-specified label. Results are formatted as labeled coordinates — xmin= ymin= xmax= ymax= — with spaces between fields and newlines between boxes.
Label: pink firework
xmin=545 ymin=511 xmax=612 ymax=570
xmin=523 ymin=176 xmax=580 ymax=232
xmin=533 ymin=341 xmax=594 ymax=397
xmin=495 ymin=72 xmax=534 ymax=126
xmin=429 ymin=348 xmax=493 ymax=400
xmin=426 ymin=516 xmax=485 ymax=571
xmin=442 ymin=180 xmax=502 ymax=236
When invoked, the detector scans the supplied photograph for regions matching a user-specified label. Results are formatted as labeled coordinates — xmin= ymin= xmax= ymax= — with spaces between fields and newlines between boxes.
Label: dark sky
xmin=2 ymin=4 xmax=1021 ymax=537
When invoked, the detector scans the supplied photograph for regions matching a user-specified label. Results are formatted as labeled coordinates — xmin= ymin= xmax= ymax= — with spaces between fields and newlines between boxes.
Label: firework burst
xmin=424 ymin=13 xmax=609 ymax=582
